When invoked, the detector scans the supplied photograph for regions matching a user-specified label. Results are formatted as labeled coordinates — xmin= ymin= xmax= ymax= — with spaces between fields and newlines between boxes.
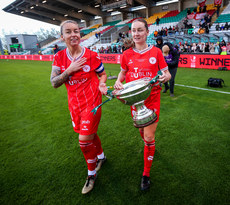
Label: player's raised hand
xmin=67 ymin=57 xmax=87 ymax=75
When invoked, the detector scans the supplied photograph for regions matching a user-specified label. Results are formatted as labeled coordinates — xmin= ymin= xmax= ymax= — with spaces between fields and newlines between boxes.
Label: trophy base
xmin=133 ymin=105 xmax=157 ymax=128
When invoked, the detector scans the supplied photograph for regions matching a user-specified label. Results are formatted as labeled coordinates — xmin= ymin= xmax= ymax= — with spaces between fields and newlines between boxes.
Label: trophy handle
xmin=149 ymin=70 xmax=163 ymax=85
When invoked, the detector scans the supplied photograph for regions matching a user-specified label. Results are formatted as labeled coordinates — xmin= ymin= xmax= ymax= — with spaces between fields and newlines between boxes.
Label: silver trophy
xmin=92 ymin=71 xmax=162 ymax=128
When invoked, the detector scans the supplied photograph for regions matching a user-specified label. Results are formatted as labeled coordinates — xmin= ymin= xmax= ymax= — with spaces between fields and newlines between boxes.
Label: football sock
xmin=143 ymin=139 xmax=155 ymax=177
xmin=79 ymin=140 xmax=97 ymax=173
xmin=93 ymin=134 xmax=104 ymax=158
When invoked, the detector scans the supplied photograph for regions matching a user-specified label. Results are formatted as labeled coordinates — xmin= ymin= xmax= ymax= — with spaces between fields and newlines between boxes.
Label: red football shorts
xmin=130 ymin=91 xmax=161 ymax=123
xmin=70 ymin=106 xmax=102 ymax=135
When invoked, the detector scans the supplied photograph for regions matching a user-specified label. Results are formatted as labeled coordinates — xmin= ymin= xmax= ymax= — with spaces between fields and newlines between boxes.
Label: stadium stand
xmin=3 ymin=0 xmax=229 ymax=55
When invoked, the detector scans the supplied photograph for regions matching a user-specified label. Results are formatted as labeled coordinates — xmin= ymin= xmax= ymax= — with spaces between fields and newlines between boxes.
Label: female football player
xmin=114 ymin=18 xmax=171 ymax=191
xmin=50 ymin=20 xmax=107 ymax=194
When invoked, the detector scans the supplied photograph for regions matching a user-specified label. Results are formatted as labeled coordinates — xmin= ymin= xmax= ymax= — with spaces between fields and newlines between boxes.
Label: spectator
xmin=184 ymin=41 xmax=188 ymax=52
xmin=187 ymin=44 xmax=192 ymax=53
xmin=117 ymin=45 xmax=122 ymax=53
xmin=113 ymin=45 xmax=117 ymax=53
xmin=198 ymin=27 xmax=205 ymax=34
xmin=204 ymin=42 xmax=210 ymax=52
xmin=191 ymin=43 xmax=197 ymax=52
xmin=92 ymin=46 xmax=97 ymax=53
xmin=203 ymin=5 xmax=207 ymax=12
xmin=224 ymin=22 xmax=229 ymax=30
xmin=53 ymin=44 xmax=60 ymax=54
xmin=200 ymin=42 xmax=205 ymax=52
xmin=215 ymin=4 xmax=221 ymax=17
xmin=162 ymin=28 xmax=167 ymax=37
xmin=226 ymin=42 xmax=230 ymax=54
xmin=216 ymin=23 xmax=220 ymax=31
xmin=205 ymin=25 xmax=210 ymax=34
xmin=220 ymin=44 xmax=227 ymax=55
xmin=155 ymin=36 xmax=163 ymax=49
xmin=154 ymin=30 xmax=158 ymax=37
xmin=162 ymin=43 xmax=180 ymax=97
xmin=214 ymin=42 xmax=221 ymax=54
xmin=206 ymin=15 xmax=212 ymax=28
xmin=221 ymin=39 xmax=226 ymax=46
xmin=193 ymin=7 xmax=197 ymax=14
xmin=209 ymin=42 xmax=215 ymax=54
xmin=179 ymin=43 xmax=185 ymax=52
xmin=196 ymin=42 xmax=203 ymax=53
xmin=220 ymin=24 xmax=225 ymax=30
xmin=156 ymin=17 xmax=160 ymax=25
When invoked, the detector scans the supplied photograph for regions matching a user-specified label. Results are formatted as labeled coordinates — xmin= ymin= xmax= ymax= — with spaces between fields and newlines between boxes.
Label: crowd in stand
xmin=215 ymin=22 xmax=230 ymax=31
xmin=91 ymin=3 xmax=230 ymax=55
xmin=93 ymin=39 xmax=230 ymax=55
xmin=152 ymin=13 xmax=214 ymax=37
xmin=178 ymin=40 xmax=230 ymax=54
xmin=92 ymin=45 xmax=123 ymax=54
xmin=153 ymin=25 xmax=181 ymax=37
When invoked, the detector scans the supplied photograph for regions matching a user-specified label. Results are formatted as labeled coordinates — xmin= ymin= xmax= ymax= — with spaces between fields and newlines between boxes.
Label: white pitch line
xmin=175 ymin=84 xmax=230 ymax=95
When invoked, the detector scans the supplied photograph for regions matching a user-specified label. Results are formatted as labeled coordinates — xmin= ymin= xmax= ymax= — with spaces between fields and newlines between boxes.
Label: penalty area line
xmin=175 ymin=84 xmax=230 ymax=95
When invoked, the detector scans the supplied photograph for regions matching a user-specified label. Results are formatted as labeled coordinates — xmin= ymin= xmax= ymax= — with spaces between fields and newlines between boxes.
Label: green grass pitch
xmin=0 ymin=59 xmax=230 ymax=204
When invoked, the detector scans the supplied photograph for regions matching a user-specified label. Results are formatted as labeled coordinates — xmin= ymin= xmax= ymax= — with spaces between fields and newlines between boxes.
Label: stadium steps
xmin=162 ymin=10 xmax=179 ymax=18
xmin=145 ymin=11 xmax=169 ymax=25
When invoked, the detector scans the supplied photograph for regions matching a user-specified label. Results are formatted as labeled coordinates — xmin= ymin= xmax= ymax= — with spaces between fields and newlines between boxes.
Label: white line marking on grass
xmin=175 ymin=84 xmax=230 ymax=95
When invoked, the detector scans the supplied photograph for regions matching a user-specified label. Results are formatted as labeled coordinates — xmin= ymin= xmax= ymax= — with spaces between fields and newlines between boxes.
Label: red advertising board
xmin=0 ymin=54 xmax=229 ymax=70
xmin=178 ymin=54 xmax=230 ymax=70
xmin=0 ymin=54 xmax=54 ymax=61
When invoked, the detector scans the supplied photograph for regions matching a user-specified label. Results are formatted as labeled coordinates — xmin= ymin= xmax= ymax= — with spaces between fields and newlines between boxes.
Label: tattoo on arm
xmin=50 ymin=66 xmax=69 ymax=88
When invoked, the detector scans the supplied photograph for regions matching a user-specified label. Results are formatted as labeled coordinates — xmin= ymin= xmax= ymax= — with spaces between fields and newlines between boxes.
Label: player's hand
xmin=158 ymin=70 xmax=171 ymax=83
xmin=99 ymin=83 xmax=108 ymax=95
xmin=67 ymin=57 xmax=87 ymax=75
xmin=114 ymin=80 xmax=124 ymax=90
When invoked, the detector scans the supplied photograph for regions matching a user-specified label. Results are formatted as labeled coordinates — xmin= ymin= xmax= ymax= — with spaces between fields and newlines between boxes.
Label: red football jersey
xmin=52 ymin=47 xmax=104 ymax=113
xmin=121 ymin=45 xmax=168 ymax=109
xmin=121 ymin=45 xmax=168 ymax=92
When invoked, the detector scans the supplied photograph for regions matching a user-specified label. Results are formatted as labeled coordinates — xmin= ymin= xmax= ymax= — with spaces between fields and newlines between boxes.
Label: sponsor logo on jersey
xmin=61 ymin=65 xmax=65 ymax=71
xmin=147 ymin=156 xmax=154 ymax=161
xmin=149 ymin=57 xmax=156 ymax=64
xmin=82 ymin=125 xmax=88 ymax=131
xmin=131 ymin=67 xmax=153 ymax=79
xmin=83 ymin=65 xmax=90 ymax=72
xmin=128 ymin=59 xmax=133 ymax=64
xmin=68 ymin=78 xmax=88 ymax=85
xmin=82 ymin=120 xmax=90 ymax=124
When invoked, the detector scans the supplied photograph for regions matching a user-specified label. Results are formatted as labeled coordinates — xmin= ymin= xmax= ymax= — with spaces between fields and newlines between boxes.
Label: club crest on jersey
xmin=149 ymin=57 xmax=156 ymax=64
xmin=83 ymin=65 xmax=90 ymax=72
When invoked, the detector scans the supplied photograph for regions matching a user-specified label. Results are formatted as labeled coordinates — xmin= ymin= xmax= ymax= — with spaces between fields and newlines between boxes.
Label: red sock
xmin=143 ymin=139 xmax=155 ymax=177
xmin=79 ymin=140 xmax=97 ymax=172
xmin=93 ymin=134 xmax=103 ymax=156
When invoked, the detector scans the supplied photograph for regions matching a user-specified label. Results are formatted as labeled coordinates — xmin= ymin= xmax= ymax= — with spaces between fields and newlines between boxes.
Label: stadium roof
xmin=2 ymin=0 xmax=176 ymax=26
